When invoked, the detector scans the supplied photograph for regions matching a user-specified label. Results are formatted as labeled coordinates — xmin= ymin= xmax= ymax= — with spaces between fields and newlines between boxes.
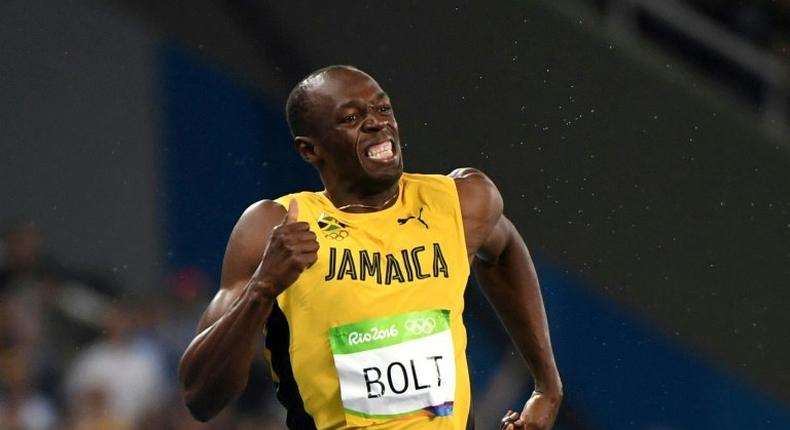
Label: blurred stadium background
xmin=1 ymin=0 xmax=789 ymax=429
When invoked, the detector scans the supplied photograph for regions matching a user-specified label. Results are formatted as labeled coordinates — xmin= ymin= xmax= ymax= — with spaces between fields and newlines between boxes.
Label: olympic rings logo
xmin=324 ymin=230 xmax=349 ymax=240
xmin=404 ymin=317 xmax=437 ymax=335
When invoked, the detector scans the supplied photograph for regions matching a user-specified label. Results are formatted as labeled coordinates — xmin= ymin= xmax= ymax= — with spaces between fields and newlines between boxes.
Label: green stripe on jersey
xmin=329 ymin=309 xmax=450 ymax=355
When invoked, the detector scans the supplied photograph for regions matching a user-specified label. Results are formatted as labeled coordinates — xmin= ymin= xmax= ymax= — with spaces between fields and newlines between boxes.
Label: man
xmin=179 ymin=65 xmax=562 ymax=429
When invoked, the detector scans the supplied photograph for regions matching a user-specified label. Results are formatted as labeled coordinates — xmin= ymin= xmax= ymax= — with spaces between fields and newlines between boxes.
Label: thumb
xmin=284 ymin=199 xmax=299 ymax=224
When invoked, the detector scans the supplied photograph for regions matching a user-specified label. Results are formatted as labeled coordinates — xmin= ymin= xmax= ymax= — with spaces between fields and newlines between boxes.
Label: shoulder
xmin=242 ymin=199 xmax=287 ymax=220
xmin=220 ymin=199 xmax=286 ymax=284
xmin=447 ymin=168 xmax=504 ymax=257
xmin=448 ymin=167 xmax=503 ymax=218
xmin=231 ymin=199 xmax=287 ymax=241
xmin=230 ymin=190 xmax=325 ymax=249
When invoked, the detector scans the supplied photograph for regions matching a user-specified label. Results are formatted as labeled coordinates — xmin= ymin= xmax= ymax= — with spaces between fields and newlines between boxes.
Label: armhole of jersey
xmin=264 ymin=301 xmax=318 ymax=430
xmin=446 ymin=175 xmax=471 ymax=274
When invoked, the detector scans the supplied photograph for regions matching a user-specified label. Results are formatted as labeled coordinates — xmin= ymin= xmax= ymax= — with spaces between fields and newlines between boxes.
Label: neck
xmin=324 ymin=182 xmax=400 ymax=213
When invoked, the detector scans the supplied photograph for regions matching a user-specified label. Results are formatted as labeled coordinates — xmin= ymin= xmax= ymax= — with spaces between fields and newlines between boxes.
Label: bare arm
xmin=451 ymin=168 xmax=562 ymax=430
xmin=178 ymin=199 xmax=318 ymax=421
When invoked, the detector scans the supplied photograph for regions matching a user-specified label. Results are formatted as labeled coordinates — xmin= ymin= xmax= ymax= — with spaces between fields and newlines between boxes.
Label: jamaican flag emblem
xmin=317 ymin=214 xmax=349 ymax=240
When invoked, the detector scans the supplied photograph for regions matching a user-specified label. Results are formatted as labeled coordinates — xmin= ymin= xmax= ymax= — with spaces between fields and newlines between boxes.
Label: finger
xmin=501 ymin=411 xmax=518 ymax=430
xmin=302 ymin=240 xmax=320 ymax=253
xmin=290 ymin=253 xmax=318 ymax=272
xmin=285 ymin=199 xmax=299 ymax=224
xmin=291 ymin=240 xmax=319 ymax=256
xmin=296 ymin=252 xmax=318 ymax=268
xmin=281 ymin=230 xmax=318 ymax=247
xmin=278 ymin=221 xmax=311 ymax=234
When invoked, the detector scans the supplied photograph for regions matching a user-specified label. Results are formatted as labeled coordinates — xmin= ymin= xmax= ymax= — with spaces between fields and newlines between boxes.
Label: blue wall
xmin=159 ymin=43 xmax=317 ymax=282
xmin=465 ymin=260 xmax=790 ymax=429
xmin=540 ymin=260 xmax=789 ymax=429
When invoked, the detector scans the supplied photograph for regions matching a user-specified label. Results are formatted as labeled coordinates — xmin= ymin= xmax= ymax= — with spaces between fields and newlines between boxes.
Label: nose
xmin=361 ymin=109 xmax=388 ymax=131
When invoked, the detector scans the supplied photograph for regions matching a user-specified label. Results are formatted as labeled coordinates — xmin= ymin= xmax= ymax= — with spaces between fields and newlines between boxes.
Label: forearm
xmin=474 ymin=225 xmax=562 ymax=395
xmin=178 ymin=281 xmax=274 ymax=421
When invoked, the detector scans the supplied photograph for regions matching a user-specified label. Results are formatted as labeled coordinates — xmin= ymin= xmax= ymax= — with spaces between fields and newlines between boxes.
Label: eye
xmin=342 ymin=114 xmax=357 ymax=123
xmin=377 ymin=105 xmax=392 ymax=114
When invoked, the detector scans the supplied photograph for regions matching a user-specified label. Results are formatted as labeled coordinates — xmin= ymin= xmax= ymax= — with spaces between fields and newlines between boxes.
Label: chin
xmin=362 ymin=168 xmax=402 ymax=192
xmin=374 ymin=169 xmax=403 ymax=185
xmin=353 ymin=149 xmax=404 ymax=191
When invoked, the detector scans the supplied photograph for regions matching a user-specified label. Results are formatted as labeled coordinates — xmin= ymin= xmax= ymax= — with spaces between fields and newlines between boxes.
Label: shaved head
xmin=286 ymin=65 xmax=367 ymax=138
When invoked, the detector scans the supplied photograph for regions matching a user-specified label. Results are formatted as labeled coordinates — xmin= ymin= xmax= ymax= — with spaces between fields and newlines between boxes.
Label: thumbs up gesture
xmin=284 ymin=198 xmax=300 ymax=223
xmin=256 ymin=199 xmax=319 ymax=298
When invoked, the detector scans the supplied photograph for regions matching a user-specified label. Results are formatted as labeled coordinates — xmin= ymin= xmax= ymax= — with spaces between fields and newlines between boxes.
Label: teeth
xmin=366 ymin=140 xmax=393 ymax=159
xmin=369 ymin=149 xmax=393 ymax=160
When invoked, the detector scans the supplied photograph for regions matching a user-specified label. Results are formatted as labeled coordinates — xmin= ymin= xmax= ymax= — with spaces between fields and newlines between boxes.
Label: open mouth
xmin=364 ymin=139 xmax=397 ymax=162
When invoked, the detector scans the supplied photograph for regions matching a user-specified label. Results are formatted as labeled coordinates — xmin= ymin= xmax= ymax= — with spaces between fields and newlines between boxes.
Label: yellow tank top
xmin=266 ymin=173 xmax=472 ymax=430
xmin=267 ymin=173 xmax=471 ymax=429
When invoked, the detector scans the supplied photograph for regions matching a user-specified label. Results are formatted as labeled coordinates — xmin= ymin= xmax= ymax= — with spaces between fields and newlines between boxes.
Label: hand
xmin=254 ymin=199 xmax=319 ymax=297
xmin=499 ymin=390 xmax=561 ymax=430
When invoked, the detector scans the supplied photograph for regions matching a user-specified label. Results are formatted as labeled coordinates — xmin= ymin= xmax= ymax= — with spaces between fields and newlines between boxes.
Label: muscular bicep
xmin=451 ymin=167 xmax=506 ymax=262
xmin=196 ymin=200 xmax=286 ymax=331
xmin=476 ymin=214 xmax=515 ymax=263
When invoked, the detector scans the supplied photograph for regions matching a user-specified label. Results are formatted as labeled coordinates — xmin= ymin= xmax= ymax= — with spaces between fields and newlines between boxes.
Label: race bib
xmin=328 ymin=309 xmax=456 ymax=425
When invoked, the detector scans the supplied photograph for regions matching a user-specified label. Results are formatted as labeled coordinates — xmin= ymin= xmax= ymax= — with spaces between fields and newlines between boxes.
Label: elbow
xmin=179 ymin=366 xmax=222 ymax=422
xmin=179 ymin=355 xmax=220 ymax=422
xmin=186 ymin=405 xmax=213 ymax=423
xmin=178 ymin=357 xmax=246 ymax=422
xmin=180 ymin=367 xmax=242 ymax=422
xmin=182 ymin=388 xmax=222 ymax=422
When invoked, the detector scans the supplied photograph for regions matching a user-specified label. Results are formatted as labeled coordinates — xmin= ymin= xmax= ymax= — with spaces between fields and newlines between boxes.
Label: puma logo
xmin=397 ymin=207 xmax=429 ymax=229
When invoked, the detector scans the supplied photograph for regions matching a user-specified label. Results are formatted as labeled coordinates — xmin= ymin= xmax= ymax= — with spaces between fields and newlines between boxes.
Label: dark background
xmin=1 ymin=1 xmax=789 ymax=429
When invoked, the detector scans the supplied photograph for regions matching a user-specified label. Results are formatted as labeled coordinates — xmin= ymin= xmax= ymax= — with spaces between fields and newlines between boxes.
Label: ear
xmin=295 ymin=136 xmax=319 ymax=164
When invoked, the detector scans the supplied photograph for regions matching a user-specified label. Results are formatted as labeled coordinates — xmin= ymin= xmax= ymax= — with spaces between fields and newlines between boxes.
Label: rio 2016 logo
xmin=404 ymin=318 xmax=436 ymax=335
xmin=347 ymin=324 xmax=399 ymax=345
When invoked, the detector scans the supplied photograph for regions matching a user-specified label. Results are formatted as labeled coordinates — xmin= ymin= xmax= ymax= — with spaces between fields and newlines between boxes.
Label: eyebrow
xmin=336 ymin=92 xmax=390 ymax=110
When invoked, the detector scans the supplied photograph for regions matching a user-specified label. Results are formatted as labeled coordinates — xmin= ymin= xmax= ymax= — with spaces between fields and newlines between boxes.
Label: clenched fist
xmin=254 ymin=199 xmax=319 ymax=298
xmin=499 ymin=390 xmax=561 ymax=430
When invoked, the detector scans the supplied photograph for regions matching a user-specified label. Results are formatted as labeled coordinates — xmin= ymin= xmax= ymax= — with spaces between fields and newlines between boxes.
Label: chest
xmin=312 ymin=208 xmax=459 ymax=287
xmin=281 ymin=205 xmax=469 ymax=318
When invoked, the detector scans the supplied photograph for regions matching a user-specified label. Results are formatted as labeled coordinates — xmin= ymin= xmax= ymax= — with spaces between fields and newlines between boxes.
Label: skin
xmin=178 ymin=67 xmax=562 ymax=428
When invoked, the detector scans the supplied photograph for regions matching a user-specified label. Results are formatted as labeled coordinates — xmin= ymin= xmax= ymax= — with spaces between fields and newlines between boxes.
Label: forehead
xmin=307 ymin=69 xmax=387 ymax=110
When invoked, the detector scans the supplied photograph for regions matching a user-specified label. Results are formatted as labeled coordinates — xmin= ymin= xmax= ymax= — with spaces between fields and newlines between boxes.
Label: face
xmin=300 ymin=68 xmax=403 ymax=193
